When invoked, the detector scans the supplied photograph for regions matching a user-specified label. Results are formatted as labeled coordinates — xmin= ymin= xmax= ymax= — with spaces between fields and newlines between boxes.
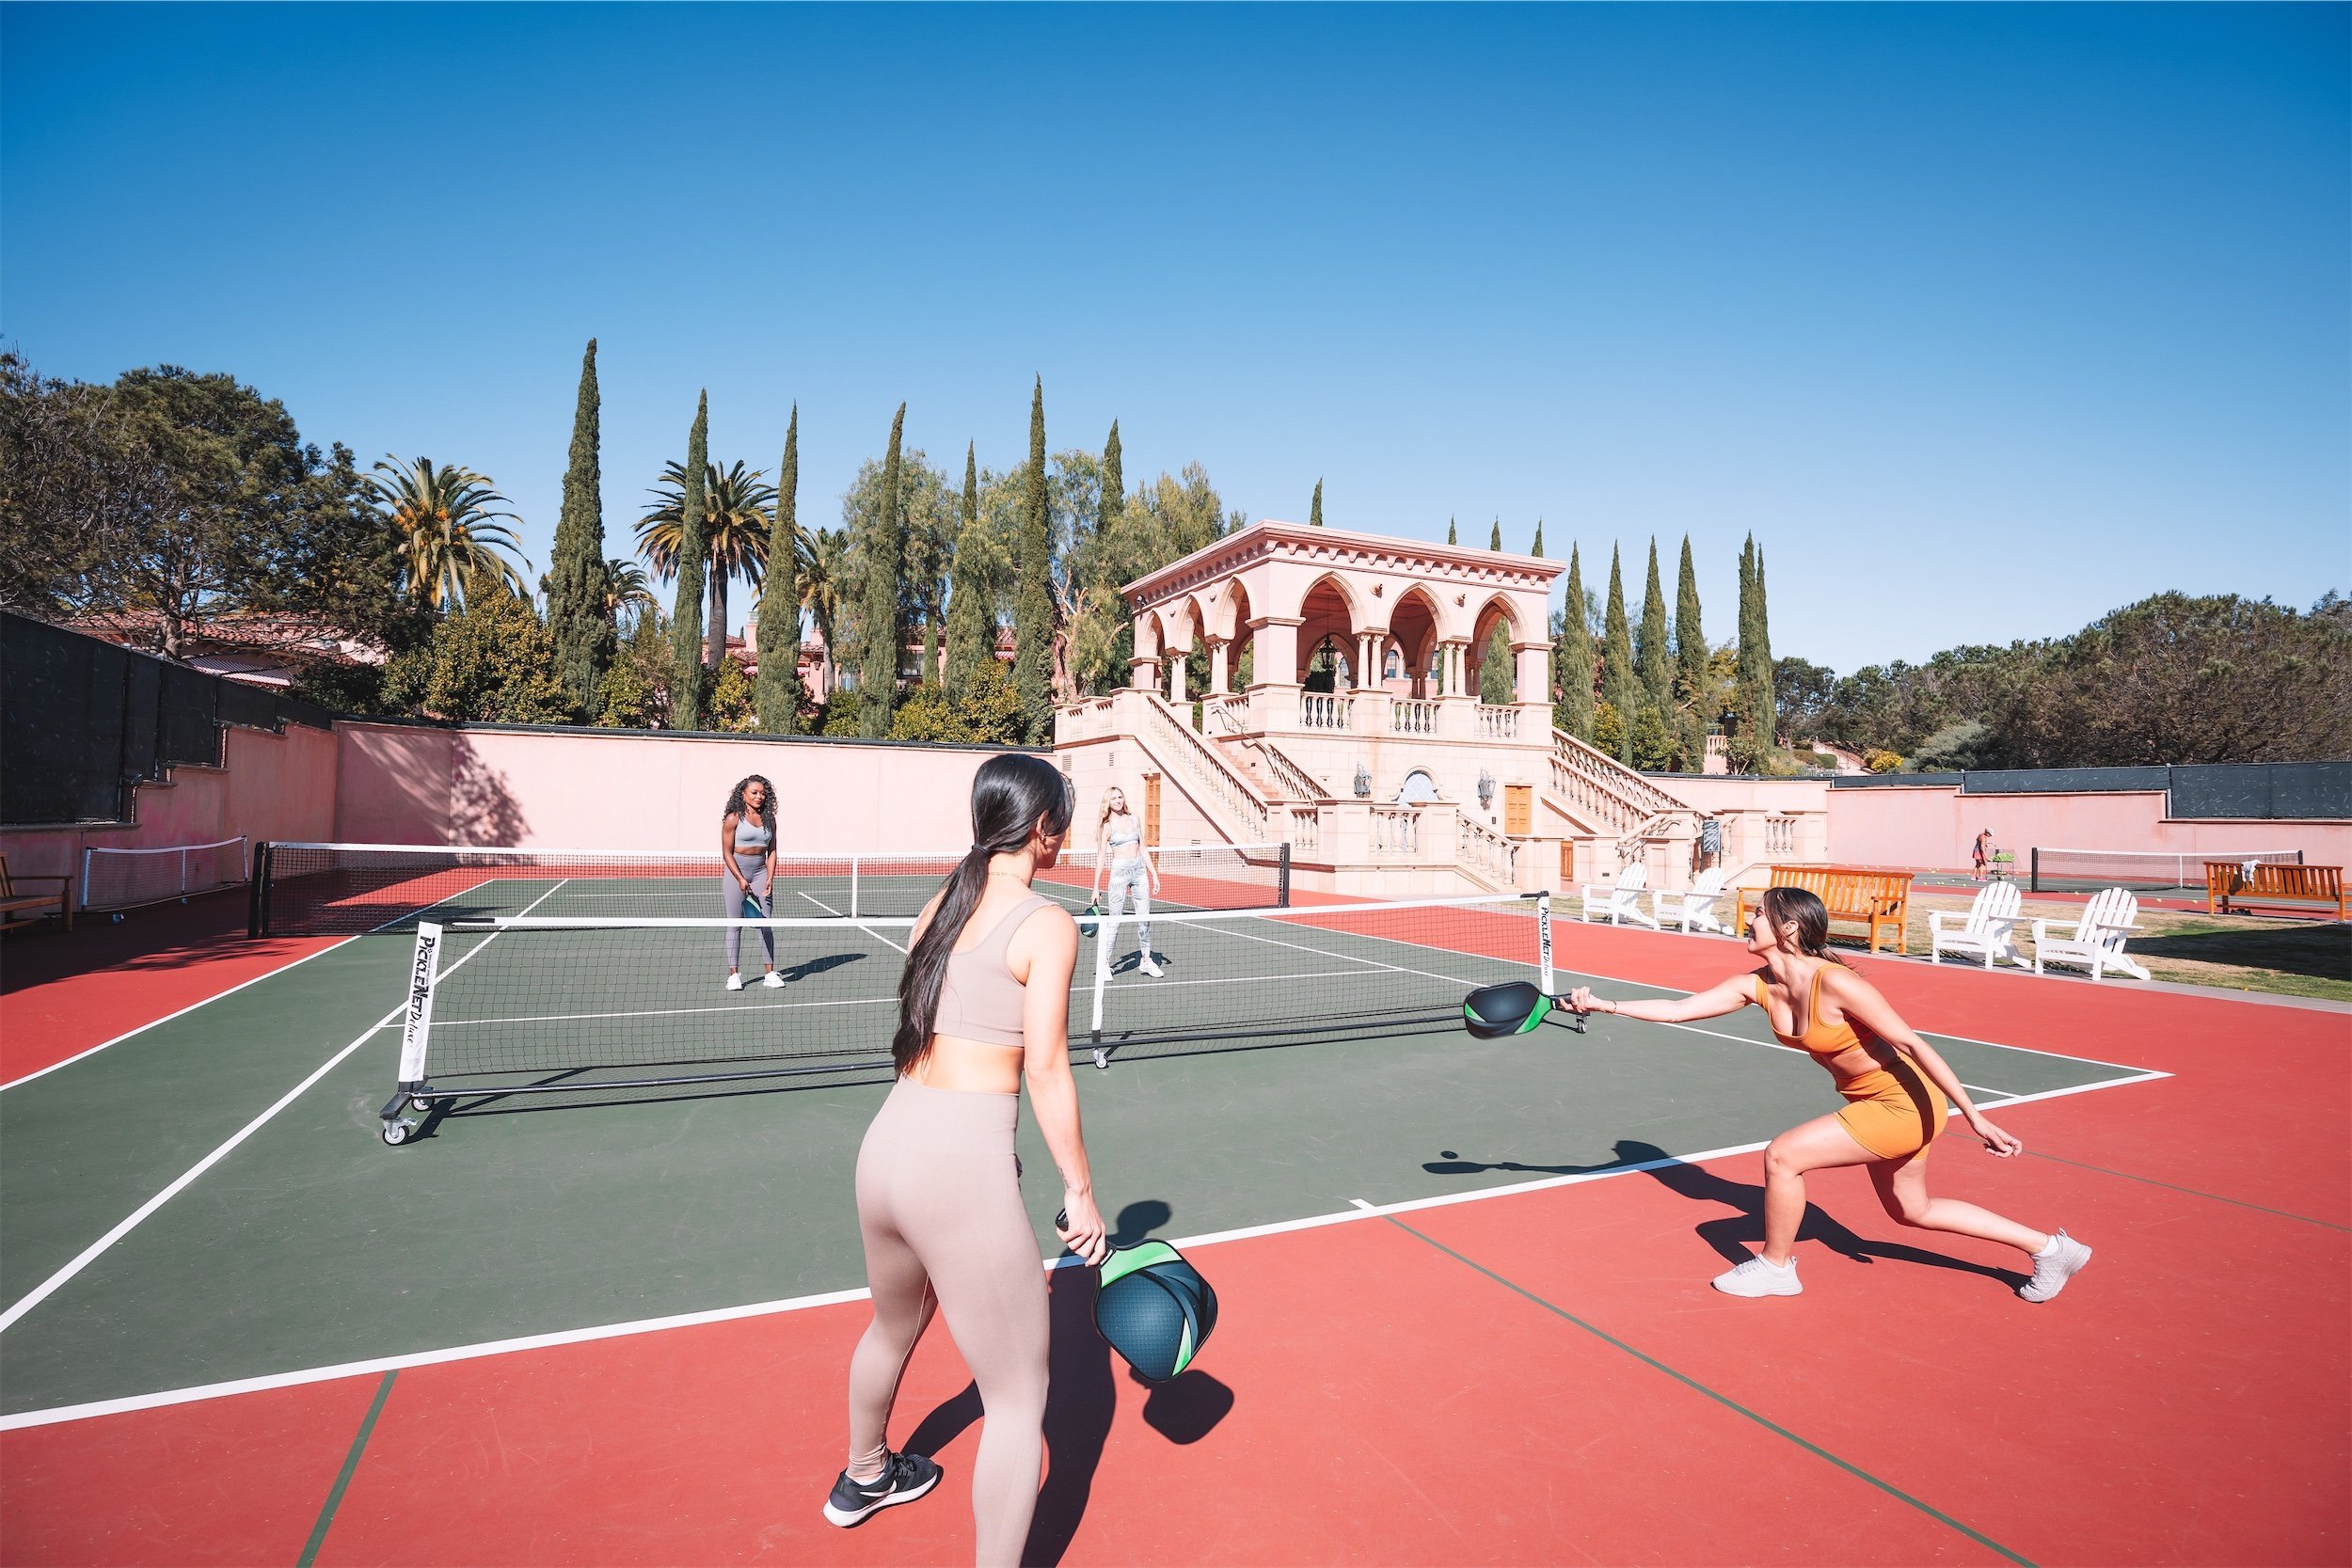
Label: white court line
xmin=0 ymin=881 xmax=573 ymax=1339
xmin=0 ymin=938 xmax=358 ymax=1092
xmin=0 ymin=1066 xmax=2168 ymax=1433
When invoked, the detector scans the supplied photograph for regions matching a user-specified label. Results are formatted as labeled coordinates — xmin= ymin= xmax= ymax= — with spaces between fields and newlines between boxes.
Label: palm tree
xmin=603 ymin=558 xmax=659 ymax=627
xmin=798 ymin=526 xmax=850 ymax=695
xmin=366 ymin=456 xmax=530 ymax=610
xmin=638 ymin=458 xmax=778 ymax=668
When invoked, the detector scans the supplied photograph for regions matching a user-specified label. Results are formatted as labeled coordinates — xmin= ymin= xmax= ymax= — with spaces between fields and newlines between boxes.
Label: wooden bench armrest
xmin=3 ymin=874 xmax=72 ymax=888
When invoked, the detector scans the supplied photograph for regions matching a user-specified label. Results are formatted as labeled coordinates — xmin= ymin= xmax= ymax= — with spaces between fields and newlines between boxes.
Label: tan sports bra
xmin=931 ymin=894 xmax=1053 ymax=1049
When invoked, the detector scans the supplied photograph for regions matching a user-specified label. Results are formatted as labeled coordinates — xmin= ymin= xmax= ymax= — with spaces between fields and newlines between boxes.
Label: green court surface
xmin=0 ymin=915 xmax=2149 ymax=1423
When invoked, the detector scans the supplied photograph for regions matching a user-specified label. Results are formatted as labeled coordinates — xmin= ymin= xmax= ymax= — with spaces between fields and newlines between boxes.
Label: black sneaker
xmin=821 ymin=1450 xmax=941 ymax=1528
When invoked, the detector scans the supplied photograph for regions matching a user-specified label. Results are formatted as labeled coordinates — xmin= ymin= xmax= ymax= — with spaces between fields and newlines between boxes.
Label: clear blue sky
xmin=5 ymin=3 xmax=2344 ymax=673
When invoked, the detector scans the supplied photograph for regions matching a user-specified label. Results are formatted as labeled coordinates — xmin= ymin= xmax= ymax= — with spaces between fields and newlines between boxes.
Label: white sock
xmin=2034 ymin=1234 xmax=2060 ymax=1258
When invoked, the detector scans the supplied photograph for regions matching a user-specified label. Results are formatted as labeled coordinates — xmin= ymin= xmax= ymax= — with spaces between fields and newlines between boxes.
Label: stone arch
xmin=1389 ymin=585 xmax=1444 ymax=698
xmin=1466 ymin=594 xmax=1528 ymax=704
xmin=1295 ymin=574 xmax=1363 ymax=686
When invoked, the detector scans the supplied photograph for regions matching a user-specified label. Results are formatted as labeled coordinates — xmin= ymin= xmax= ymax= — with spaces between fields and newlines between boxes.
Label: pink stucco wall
xmin=1 ymin=722 xmax=339 ymax=886
xmin=1824 ymin=784 xmax=2352 ymax=872
xmin=332 ymin=722 xmax=1024 ymax=854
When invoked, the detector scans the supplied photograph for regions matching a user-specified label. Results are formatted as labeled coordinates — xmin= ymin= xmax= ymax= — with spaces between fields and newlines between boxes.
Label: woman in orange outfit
xmin=1568 ymin=886 xmax=2092 ymax=1303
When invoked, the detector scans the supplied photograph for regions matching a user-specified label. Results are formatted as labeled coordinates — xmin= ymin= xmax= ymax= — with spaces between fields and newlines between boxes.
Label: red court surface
xmin=2 ymin=913 xmax=2345 ymax=1564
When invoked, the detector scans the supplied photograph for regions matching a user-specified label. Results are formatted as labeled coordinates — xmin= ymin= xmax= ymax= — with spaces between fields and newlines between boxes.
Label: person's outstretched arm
xmin=1567 ymin=972 xmax=1756 ymax=1024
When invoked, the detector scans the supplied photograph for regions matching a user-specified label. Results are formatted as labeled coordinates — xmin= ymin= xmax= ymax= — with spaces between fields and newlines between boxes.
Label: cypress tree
xmin=1447 ymin=517 xmax=1456 ymax=546
xmin=545 ymin=338 xmax=613 ymax=721
xmin=944 ymin=442 xmax=992 ymax=697
xmin=1732 ymin=535 xmax=1759 ymax=768
xmin=1601 ymin=545 xmax=1638 ymax=765
xmin=1310 ymin=479 xmax=1323 ymax=527
xmin=1638 ymin=536 xmax=1672 ymax=720
xmin=1673 ymin=533 xmax=1706 ymax=768
xmin=755 ymin=404 xmax=802 ymax=732
xmin=1489 ymin=518 xmax=1502 ymax=551
xmin=670 ymin=392 xmax=709 ymax=730
xmin=1013 ymin=376 xmax=1054 ymax=736
xmin=1532 ymin=518 xmax=1544 ymax=558
xmin=1099 ymin=420 xmax=1123 ymax=542
xmin=1747 ymin=546 xmax=1776 ymax=752
xmin=1554 ymin=544 xmax=1594 ymax=740
xmin=860 ymin=404 xmax=907 ymax=736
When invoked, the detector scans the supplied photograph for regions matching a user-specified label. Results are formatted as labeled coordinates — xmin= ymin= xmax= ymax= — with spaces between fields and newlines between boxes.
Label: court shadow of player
xmin=903 ymin=1201 xmax=1231 ymax=1567
xmin=1429 ymin=1139 xmax=2025 ymax=1289
xmin=774 ymin=950 xmax=864 ymax=984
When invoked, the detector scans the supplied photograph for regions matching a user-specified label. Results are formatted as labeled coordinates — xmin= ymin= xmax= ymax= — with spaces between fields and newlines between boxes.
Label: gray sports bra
xmin=932 ymin=894 xmax=1054 ymax=1050
xmin=733 ymin=816 xmax=772 ymax=853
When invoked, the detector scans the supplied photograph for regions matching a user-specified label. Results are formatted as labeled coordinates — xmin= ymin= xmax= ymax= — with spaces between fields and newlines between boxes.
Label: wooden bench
xmin=1737 ymin=865 xmax=1915 ymax=955
xmin=2205 ymin=862 xmax=2347 ymax=921
xmin=0 ymin=856 xmax=74 ymax=933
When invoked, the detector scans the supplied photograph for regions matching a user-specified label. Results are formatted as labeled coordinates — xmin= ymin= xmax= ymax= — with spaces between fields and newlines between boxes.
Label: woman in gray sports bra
xmin=823 ymin=753 xmax=1109 ymax=1564
xmin=720 ymin=775 xmax=781 ymax=990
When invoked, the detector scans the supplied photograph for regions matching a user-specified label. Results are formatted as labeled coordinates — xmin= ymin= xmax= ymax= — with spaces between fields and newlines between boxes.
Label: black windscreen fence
xmin=1 ymin=612 xmax=335 ymax=827
xmin=1828 ymin=760 xmax=2350 ymax=820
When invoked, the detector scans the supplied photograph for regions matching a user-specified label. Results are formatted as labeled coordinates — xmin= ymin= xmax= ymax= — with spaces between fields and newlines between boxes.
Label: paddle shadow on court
xmin=904 ymin=1200 xmax=1234 ymax=1567
xmin=1426 ymin=1138 xmax=2026 ymax=1288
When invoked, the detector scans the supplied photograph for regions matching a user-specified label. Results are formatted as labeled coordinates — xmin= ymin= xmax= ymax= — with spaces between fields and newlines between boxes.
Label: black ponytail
xmin=894 ymin=754 xmax=1074 ymax=1072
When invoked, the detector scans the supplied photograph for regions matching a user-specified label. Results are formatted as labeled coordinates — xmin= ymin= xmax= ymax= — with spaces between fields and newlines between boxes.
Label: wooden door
xmin=1503 ymin=784 xmax=1533 ymax=836
xmin=1559 ymin=841 xmax=1575 ymax=889
xmin=1143 ymin=774 xmax=1162 ymax=847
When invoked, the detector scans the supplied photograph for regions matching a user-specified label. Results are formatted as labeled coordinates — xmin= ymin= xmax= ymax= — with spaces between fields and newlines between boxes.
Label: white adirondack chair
xmin=2032 ymin=888 xmax=2151 ymax=982
xmin=1652 ymin=866 xmax=1731 ymax=935
xmin=1929 ymin=880 xmax=2026 ymax=968
xmin=1580 ymin=860 xmax=1655 ymax=927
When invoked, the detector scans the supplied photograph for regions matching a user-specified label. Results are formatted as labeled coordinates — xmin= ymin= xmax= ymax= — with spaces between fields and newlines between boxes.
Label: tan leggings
xmin=848 ymin=1077 xmax=1049 ymax=1567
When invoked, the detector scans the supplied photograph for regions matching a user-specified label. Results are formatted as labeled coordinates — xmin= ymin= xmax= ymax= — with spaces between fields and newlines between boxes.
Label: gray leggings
xmin=848 ymin=1078 xmax=1049 ymax=1566
xmin=723 ymin=855 xmax=772 ymax=969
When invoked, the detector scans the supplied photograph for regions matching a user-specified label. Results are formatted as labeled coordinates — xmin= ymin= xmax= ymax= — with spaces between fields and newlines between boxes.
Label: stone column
xmin=1129 ymin=654 xmax=1159 ymax=692
xmin=1168 ymin=654 xmax=1187 ymax=705
xmin=1208 ymin=639 xmax=1230 ymax=696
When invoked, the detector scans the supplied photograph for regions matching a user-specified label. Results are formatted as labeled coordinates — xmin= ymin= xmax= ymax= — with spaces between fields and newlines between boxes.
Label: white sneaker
xmin=1138 ymin=955 xmax=1165 ymax=977
xmin=724 ymin=973 xmax=744 ymax=991
xmin=760 ymin=971 xmax=786 ymax=989
xmin=1711 ymin=1256 xmax=1803 ymax=1297
xmin=2019 ymin=1229 xmax=2092 ymax=1303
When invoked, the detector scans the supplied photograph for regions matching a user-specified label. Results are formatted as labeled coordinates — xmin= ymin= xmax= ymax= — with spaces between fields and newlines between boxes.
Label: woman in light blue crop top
xmin=721 ymin=774 xmax=781 ymax=990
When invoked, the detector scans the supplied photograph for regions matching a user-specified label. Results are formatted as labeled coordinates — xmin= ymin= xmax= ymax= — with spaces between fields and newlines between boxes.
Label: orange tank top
xmin=1754 ymin=965 xmax=1870 ymax=1063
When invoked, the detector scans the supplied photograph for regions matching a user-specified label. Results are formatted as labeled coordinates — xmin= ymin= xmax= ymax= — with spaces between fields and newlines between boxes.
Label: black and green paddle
xmin=1055 ymin=1212 xmax=1218 ymax=1383
xmin=1462 ymin=979 xmax=1589 ymax=1037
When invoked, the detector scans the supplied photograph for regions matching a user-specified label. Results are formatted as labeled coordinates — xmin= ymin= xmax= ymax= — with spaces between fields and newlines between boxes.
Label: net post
xmin=247 ymin=841 xmax=271 ymax=938
xmin=1277 ymin=841 xmax=1292 ymax=908
xmin=849 ymin=855 xmax=860 ymax=919
xmin=1089 ymin=913 xmax=1112 ymax=1068
xmin=2029 ymin=847 xmax=2040 ymax=894
xmin=80 ymin=847 xmax=94 ymax=915
xmin=1536 ymin=892 xmax=1554 ymax=995
xmin=396 ymin=922 xmax=443 ymax=1089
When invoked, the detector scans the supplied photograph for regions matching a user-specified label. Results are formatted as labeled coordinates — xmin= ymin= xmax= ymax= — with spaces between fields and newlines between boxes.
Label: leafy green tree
xmin=1674 ymin=535 xmax=1707 ymax=768
xmin=1013 ymin=378 xmax=1055 ymax=736
xmin=755 ymin=404 xmax=803 ymax=732
xmin=670 ymin=395 xmax=709 ymax=730
xmin=639 ymin=457 xmax=776 ymax=673
xmin=861 ymin=404 xmax=908 ymax=736
xmin=1310 ymin=479 xmax=1323 ymax=527
xmin=706 ymin=645 xmax=758 ymax=732
xmin=837 ymin=432 xmax=954 ymax=701
xmin=381 ymin=571 xmax=572 ymax=722
xmin=1628 ymin=702 xmax=1675 ymax=770
xmin=597 ymin=607 xmax=671 ymax=727
xmin=1553 ymin=545 xmax=1595 ymax=738
xmin=1637 ymin=537 xmax=1671 ymax=722
xmin=2 ymin=355 xmax=419 ymax=666
xmin=1479 ymin=621 xmax=1515 ymax=705
xmin=543 ymin=338 xmax=612 ymax=720
xmin=944 ymin=443 xmax=994 ymax=697
xmin=1601 ymin=546 xmax=1639 ymax=764
xmin=368 ymin=456 xmax=530 ymax=610
xmin=1592 ymin=698 xmax=1625 ymax=757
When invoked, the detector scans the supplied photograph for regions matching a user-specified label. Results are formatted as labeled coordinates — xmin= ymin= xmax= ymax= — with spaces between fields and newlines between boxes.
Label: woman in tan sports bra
xmin=822 ymin=754 xmax=1109 ymax=1565
xmin=1569 ymin=886 xmax=2091 ymax=1305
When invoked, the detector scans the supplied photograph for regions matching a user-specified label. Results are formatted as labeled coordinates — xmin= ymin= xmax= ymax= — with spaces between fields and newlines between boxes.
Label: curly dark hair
xmin=723 ymin=775 xmax=777 ymax=830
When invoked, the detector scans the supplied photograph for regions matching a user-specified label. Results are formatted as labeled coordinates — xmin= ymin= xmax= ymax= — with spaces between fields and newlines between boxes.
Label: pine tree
xmin=545 ymin=338 xmax=613 ymax=721
xmin=1012 ymin=376 xmax=1054 ymax=737
xmin=755 ymin=404 xmax=802 ymax=732
xmin=1638 ymin=536 xmax=1672 ymax=721
xmin=1532 ymin=518 xmax=1544 ymax=558
xmin=1602 ymin=546 xmax=1638 ymax=765
xmin=1489 ymin=518 xmax=1502 ymax=551
xmin=670 ymin=393 xmax=709 ymax=730
xmin=1310 ymin=479 xmax=1323 ymax=527
xmin=944 ymin=442 xmax=992 ymax=697
xmin=1553 ymin=544 xmax=1594 ymax=740
xmin=1447 ymin=517 xmax=1456 ymax=546
xmin=1747 ymin=546 xmax=1776 ymax=752
xmin=1673 ymin=533 xmax=1706 ymax=768
xmin=860 ymin=404 xmax=907 ymax=736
